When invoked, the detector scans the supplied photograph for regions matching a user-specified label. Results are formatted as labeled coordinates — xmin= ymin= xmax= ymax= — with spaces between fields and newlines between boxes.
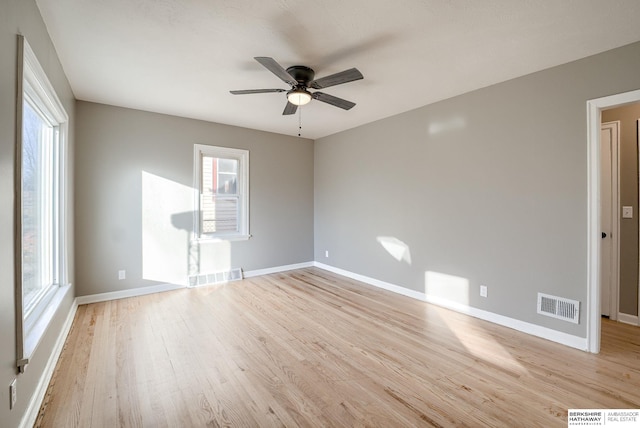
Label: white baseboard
xmin=313 ymin=262 xmax=588 ymax=351
xmin=313 ymin=262 xmax=427 ymax=301
xmin=617 ymin=312 xmax=639 ymax=326
xmin=77 ymin=282 xmax=185 ymax=305
xmin=76 ymin=263 xmax=318 ymax=304
xmin=424 ymin=294 xmax=587 ymax=351
xmin=243 ymin=261 xmax=314 ymax=278
xmin=20 ymin=298 xmax=78 ymax=428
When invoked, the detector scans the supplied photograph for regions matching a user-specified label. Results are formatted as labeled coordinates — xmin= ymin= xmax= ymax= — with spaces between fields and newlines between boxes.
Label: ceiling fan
xmin=230 ymin=57 xmax=363 ymax=115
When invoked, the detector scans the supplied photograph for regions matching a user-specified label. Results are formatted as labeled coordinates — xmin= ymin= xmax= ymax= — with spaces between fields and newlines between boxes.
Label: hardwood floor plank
xmin=36 ymin=267 xmax=640 ymax=427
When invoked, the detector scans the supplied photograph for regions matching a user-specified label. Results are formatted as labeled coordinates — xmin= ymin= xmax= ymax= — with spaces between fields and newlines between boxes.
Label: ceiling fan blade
xmin=230 ymin=89 xmax=286 ymax=95
xmin=254 ymin=57 xmax=297 ymax=86
xmin=283 ymin=101 xmax=298 ymax=115
xmin=312 ymin=92 xmax=356 ymax=110
xmin=310 ymin=68 xmax=363 ymax=89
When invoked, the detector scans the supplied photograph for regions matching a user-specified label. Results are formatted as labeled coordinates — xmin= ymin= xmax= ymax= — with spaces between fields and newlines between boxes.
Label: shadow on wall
xmin=142 ymin=170 xmax=231 ymax=286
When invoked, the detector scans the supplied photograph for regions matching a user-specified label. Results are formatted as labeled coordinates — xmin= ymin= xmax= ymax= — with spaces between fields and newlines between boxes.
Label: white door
xmin=600 ymin=121 xmax=619 ymax=318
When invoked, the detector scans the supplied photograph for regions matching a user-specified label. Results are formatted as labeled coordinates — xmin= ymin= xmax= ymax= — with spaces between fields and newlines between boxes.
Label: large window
xmin=194 ymin=144 xmax=249 ymax=240
xmin=17 ymin=36 xmax=70 ymax=372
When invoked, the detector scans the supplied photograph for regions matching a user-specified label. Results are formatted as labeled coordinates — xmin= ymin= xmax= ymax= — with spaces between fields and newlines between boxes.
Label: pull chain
xmin=298 ymin=106 xmax=302 ymax=137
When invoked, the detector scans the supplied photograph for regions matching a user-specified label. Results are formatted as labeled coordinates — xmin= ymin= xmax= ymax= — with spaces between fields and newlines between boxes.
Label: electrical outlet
xmin=480 ymin=285 xmax=488 ymax=298
xmin=325 ymin=250 xmax=329 ymax=258
xmin=10 ymin=379 xmax=16 ymax=410
xmin=118 ymin=270 xmax=126 ymax=280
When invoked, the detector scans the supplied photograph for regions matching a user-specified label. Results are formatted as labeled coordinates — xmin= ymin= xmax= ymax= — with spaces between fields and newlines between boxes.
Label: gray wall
xmin=75 ymin=101 xmax=314 ymax=297
xmin=0 ymin=1 xmax=76 ymax=427
xmin=315 ymin=41 xmax=640 ymax=338
xmin=603 ymin=103 xmax=640 ymax=316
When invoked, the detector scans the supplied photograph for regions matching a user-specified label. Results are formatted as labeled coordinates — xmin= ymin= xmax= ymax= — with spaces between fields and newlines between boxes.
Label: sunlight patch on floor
xmin=425 ymin=271 xmax=527 ymax=375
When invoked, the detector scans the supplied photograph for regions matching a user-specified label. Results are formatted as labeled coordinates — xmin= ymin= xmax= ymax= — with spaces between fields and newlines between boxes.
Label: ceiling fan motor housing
xmin=286 ymin=65 xmax=315 ymax=86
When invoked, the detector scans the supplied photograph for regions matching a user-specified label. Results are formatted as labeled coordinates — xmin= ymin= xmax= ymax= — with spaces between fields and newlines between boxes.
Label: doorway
xmin=587 ymin=89 xmax=640 ymax=353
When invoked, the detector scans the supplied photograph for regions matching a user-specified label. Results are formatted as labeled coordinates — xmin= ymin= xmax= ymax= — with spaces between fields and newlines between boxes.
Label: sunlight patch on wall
xmin=425 ymin=271 xmax=469 ymax=306
xmin=376 ymin=236 xmax=412 ymax=264
xmin=195 ymin=240 xmax=232 ymax=276
xmin=427 ymin=116 xmax=466 ymax=136
xmin=142 ymin=171 xmax=192 ymax=284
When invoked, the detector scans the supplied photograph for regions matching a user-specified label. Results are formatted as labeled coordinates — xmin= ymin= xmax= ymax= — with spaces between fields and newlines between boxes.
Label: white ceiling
xmin=36 ymin=0 xmax=640 ymax=140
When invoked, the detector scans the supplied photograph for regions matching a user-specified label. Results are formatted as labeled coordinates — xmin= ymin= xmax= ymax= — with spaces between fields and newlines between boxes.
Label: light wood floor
xmin=36 ymin=267 xmax=640 ymax=427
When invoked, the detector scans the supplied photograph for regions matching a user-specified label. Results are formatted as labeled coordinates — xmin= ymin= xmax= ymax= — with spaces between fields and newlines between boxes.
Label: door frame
xmin=600 ymin=120 xmax=620 ymax=321
xmin=587 ymin=89 xmax=640 ymax=353
xmin=637 ymin=119 xmax=640 ymax=327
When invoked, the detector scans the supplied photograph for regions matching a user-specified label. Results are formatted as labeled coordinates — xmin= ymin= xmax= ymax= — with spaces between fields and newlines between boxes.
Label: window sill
xmin=21 ymin=283 xmax=72 ymax=372
xmin=193 ymin=234 xmax=251 ymax=243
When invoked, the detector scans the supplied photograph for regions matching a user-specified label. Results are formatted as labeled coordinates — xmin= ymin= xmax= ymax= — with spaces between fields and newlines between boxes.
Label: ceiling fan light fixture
xmin=287 ymin=89 xmax=312 ymax=106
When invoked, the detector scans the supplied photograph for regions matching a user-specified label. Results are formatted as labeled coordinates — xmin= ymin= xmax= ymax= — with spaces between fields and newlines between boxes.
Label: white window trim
xmin=16 ymin=36 xmax=71 ymax=373
xmin=193 ymin=144 xmax=250 ymax=242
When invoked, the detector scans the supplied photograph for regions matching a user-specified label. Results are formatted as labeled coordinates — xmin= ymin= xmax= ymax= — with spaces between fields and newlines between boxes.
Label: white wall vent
xmin=537 ymin=293 xmax=580 ymax=324
xmin=188 ymin=268 xmax=243 ymax=288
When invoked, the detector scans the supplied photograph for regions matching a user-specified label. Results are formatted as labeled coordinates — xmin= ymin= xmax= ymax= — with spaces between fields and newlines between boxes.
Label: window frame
xmin=193 ymin=144 xmax=250 ymax=242
xmin=16 ymin=36 xmax=71 ymax=373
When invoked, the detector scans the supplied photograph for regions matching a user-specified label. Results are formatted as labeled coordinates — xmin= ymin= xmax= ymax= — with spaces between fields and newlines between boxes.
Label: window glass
xmin=22 ymin=99 xmax=57 ymax=313
xmin=201 ymin=155 xmax=239 ymax=233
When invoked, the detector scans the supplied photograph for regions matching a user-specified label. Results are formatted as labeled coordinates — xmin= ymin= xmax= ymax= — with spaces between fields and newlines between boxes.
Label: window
xmin=194 ymin=144 xmax=249 ymax=240
xmin=16 ymin=36 xmax=70 ymax=372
